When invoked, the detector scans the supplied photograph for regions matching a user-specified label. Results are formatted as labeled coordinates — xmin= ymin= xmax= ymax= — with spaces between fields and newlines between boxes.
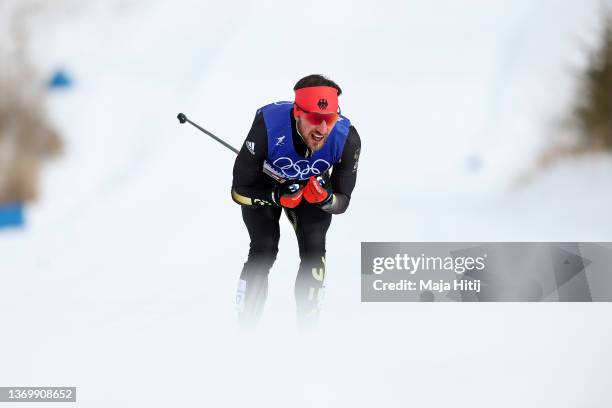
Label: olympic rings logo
xmin=272 ymin=157 xmax=331 ymax=179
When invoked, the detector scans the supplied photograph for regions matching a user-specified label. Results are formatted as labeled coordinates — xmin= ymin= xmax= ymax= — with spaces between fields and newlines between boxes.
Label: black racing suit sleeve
xmin=320 ymin=126 xmax=361 ymax=215
xmin=231 ymin=112 xmax=276 ymax=207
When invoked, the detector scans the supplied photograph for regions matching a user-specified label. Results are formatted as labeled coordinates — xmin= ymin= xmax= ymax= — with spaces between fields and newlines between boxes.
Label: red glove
xmin=303 ymin=176 xmax=332 ymax=205
xmin=272 ymin=182 xmax=304 ymax=208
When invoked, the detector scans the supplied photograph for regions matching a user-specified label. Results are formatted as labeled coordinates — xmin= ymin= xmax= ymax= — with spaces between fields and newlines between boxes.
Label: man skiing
xmin=231 ymin=74 xmax=361 ymax=327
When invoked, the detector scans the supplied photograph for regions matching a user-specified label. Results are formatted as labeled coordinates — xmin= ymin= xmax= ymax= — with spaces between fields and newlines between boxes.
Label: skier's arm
xmin=320 ymin=126 xmax=361 ymax=215
xmin=231 ymin=113 xmax=276 ymax=207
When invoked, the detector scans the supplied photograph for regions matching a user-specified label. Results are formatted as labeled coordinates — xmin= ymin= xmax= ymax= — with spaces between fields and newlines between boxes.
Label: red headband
xmin=294 ymin=86 xmax=339 ymax=114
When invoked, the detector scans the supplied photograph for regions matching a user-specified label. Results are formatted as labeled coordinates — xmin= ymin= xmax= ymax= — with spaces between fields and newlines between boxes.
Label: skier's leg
xmin=285 ymin=204 xmax=332 ymax=327
xmin=237 ymin=205 xmax=281 ymax=327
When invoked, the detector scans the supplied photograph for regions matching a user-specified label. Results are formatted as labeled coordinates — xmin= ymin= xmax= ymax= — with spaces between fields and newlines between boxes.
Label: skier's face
xmin=296 ymin=114 xmax=334 ymax=152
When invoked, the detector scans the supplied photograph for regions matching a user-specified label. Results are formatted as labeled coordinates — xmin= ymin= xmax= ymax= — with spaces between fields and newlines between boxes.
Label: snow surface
xmin=1 ymin=1 xmax=612 ymax=407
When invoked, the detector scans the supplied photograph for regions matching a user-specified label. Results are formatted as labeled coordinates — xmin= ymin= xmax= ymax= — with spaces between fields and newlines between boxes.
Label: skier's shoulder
xmin=247 ymin=111 xmax=269 ymax=145
xmin=235 ymin=111 xmax=268 ymax=162
xmin=344 ymin=125 xmax=361 ymax=152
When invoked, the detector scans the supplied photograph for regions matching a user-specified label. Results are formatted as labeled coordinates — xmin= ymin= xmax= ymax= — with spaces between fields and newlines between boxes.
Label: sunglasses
xmin=294 ymin=104 xmax=341 ymax=127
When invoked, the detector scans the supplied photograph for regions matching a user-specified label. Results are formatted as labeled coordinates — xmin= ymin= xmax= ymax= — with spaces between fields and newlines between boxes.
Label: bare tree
xmin=0 ymin=0 xmax=62 ymax=203
xmin=571 ymin=13 xmax=612 ymax=150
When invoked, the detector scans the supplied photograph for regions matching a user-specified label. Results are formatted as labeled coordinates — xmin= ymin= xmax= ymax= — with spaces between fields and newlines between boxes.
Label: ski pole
xmin=177 ymin=112 xmax=239 ymax=154
xmin=177 ymin=112 xmax=286 ymax=183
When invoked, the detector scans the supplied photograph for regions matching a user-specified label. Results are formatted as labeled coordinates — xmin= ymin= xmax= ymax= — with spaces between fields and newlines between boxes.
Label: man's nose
xmin=317 ymin=120 xmax=328 ymax=134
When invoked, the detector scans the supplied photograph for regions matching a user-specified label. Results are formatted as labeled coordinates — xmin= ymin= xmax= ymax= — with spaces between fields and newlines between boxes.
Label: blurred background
xmin=1 ymin=0 xmax=611 ymax=407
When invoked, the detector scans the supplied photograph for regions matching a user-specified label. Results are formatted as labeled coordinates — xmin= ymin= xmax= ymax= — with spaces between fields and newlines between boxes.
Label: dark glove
xmin=303 ymin=176 xmax=333 ymax=205
xmin=271 ymin=182 xmax=304 ymax=208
